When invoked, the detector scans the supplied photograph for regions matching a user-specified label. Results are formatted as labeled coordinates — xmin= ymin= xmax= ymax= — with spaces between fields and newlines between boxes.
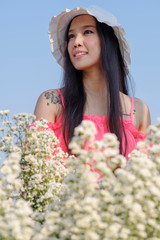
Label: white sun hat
xmin=48 ymin=5 xmax=131 ymax=69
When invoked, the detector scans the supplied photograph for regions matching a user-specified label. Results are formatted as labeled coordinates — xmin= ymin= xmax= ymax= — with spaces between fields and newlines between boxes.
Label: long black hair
xmin=62 ymin=16 xmax=129 ymax=155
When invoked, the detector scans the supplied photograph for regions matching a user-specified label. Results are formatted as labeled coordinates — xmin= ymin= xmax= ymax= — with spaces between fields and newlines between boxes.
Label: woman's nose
xmin=74 ymin=34 xmax=83 ymax=47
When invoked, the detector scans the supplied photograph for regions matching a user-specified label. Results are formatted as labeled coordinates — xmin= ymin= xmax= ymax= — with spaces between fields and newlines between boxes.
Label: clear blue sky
xmin=0 ymin=0 xmax=160 ymax=124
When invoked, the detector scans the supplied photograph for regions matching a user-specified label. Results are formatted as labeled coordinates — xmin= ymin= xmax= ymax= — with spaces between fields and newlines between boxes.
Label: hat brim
xmin=48 ymin=6 xmax=131 ymax=70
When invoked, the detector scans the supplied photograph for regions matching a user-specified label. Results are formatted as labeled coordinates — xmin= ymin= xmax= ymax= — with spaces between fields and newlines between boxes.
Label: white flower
xmin=132 ymin=202 xmax=142 ymax=213
xmin=76 ymin=217 xmax=91 ymax=228
xmin=137 ymin=141 xmax=146 ymax=149
xmin=147 ymin=125 xmax=158 ymax=134
xmin=155 ymin=130 xmax=160 ymax=138
xmin=119 ymin=227 xmax=130 ymax=239
xmin=139 ymin=168 xmax=152 ymax=178
xmin=123 ymin=194 xmax=133 ymax=207
xmin=108 ymin=223 xmax=121 ymax=234
xmin=149 ymin=144 xmax=160 ymax=154
xmin=104 ymin=148 xmax=119 ymax=158
xmin=149 ymin=186 xmax=160 ymax=197
xmin=68 ymin=141 xmax=81 ymax=154
xmin=147 ymin=218 xmax=156 ymax=227
xmin=1 ymin=165 xmax=12 ymax=175
xmin=85 ymin=231 xmax=100 ymax=240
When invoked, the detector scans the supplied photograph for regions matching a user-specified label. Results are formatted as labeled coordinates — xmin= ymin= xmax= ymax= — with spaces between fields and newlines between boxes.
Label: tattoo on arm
xmin=122 ymin=113 xmax=130 ymax=117
xmin=121 ymin=109 xmax=136 ymax=117
xmin=44 ymin=91 xmax=62 ymax=106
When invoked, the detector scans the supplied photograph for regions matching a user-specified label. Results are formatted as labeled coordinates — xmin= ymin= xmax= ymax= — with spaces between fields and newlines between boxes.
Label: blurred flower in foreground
xmin=1 ymin=111 xmax=160 ymax=239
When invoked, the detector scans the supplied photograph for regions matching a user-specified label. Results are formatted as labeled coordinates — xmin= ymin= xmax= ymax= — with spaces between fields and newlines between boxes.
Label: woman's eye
xmin=68 ymin=34 xmax=74 ymax=40
xmin=84 ymin=30 xmax=93 ymax=34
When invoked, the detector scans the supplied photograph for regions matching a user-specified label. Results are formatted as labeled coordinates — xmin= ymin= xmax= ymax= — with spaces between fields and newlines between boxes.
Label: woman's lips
xmin=74 ymin=51 xmax=88 ymax=58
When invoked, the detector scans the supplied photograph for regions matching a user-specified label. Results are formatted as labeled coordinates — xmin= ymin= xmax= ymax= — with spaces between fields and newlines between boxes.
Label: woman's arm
xmin=34 ymin=89 xmax=62 ymax=123
xmin=134 ymin=98 xmax=151 ymax=133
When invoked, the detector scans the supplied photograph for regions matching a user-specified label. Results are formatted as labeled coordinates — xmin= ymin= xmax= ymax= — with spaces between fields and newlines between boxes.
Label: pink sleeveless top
xmin=47 ymin=89 xmax=146 ymax=159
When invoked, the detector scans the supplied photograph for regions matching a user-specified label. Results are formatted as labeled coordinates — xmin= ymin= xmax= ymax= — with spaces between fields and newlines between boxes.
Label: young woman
xmin=34 ymin=6 xmax=151 ymax=158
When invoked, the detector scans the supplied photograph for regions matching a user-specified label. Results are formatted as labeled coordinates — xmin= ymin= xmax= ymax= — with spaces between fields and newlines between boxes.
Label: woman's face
xmin=67 ymin=15 xmax=101 ymax=71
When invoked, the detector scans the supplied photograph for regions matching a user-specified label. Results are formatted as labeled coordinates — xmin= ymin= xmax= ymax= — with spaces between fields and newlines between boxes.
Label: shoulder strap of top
xmin=56 ymin=89 xmax=65 ymax=108
xmin=130 ymin=97 xmax=134 ymax=120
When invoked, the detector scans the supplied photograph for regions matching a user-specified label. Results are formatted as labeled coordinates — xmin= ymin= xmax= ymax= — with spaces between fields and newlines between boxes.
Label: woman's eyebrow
xmin=68 ymin=25 xmax=96 ymax=33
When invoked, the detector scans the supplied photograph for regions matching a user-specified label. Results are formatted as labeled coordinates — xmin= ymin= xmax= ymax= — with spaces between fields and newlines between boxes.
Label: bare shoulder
xmin=120 ymin=93 xmax=151 ymax=133
xmin=34 ymin=89 xmax=63 ymax=123
xmin=134 ymin=97 xmax=151 ymax=133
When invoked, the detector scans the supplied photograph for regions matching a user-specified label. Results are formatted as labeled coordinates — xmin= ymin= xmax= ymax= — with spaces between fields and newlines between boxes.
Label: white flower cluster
xmin=0 ymin=110 xmax=10 ymax=116
xmin=1 ymin=111 xmax=160 ymax=239
xmin=21 ymin=119 xmax=68 ymax=212
xmin=33 ymin=121 xmax=125 ymax=239
xmin=33 ymin=120 xmax=160 ymax=240
xmin=0 ymin=112 xmax=34 ymax=155
xmin=0 ymin=153 xmax=34 ymax=240
xmin=0 ymin=112 xmax=68 ymax=213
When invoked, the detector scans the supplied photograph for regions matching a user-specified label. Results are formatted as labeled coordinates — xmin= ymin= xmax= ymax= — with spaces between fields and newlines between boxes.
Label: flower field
xmin=0 ymin=110 xmax=160 ymax=240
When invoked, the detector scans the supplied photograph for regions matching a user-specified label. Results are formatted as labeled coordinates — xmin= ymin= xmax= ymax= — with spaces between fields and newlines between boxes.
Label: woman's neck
xmin=82 ymin=69 xmax=109 ymax=116
xmin=82 ymin=68 xmax=107 ymax=95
